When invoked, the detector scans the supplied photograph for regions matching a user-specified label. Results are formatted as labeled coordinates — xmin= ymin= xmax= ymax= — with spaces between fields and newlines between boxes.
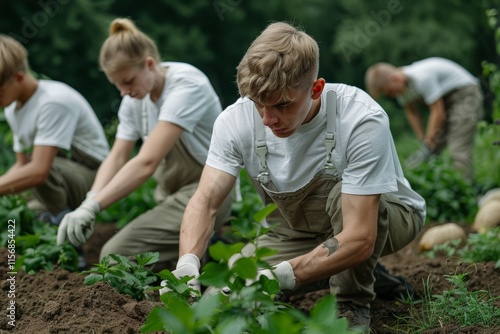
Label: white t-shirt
xmin=207 ymin=83 xmax=426 ymax=220
xmin=115 ymin=62 xmax=222 ymax=165
xmin=4 ymin=80 xmax=109 ymax=161
xmin=399 ymin=57 xmax=478 ymax=106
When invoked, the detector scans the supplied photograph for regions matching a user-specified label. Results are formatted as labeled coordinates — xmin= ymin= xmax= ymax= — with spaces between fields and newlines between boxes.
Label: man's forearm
xmin=425 ymin=99 xmax=446 ymax=150
xmin=289 ymin=233 xmax=374 ymax=286
xmin=179 ymin=194 xmax=217 ymax=259
xmin=405 ymin=105 xmax=425 ymax=140
xmin=0 ymin=164 xmax=45 ymax=195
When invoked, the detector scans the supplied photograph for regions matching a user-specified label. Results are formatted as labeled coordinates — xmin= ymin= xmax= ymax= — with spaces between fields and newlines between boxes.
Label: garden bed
xmin=1 ymin=223 xmax=499 ymax=334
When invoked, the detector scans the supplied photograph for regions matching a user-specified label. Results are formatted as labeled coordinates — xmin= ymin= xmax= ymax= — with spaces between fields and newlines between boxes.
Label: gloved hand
xmin=56 ymin=199 xmax=100 ymax=247
xmin=85 ymin=190 xmax=98 ymax=200
xmin=405 ymin=141 xmax=433 ymax=168
xmin=218 ymin=244 xmax=296 ymax=294
xmin=159 ymin=253 xmax=201 ymax=295
xmin=256 ymin=261 xmax=296 ymax=290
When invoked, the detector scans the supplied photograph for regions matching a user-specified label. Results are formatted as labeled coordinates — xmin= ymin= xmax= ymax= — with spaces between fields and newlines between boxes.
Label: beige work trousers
xmin=252 ymin=173 xmax=423 ymax=307
xmin=33 ymin=157 xmax=97 ymax=214
xmin=434 ymin=85 xmax=484 ymax=180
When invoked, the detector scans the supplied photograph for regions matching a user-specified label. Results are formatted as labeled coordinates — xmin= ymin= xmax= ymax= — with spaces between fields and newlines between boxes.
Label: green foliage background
xmin=0 ymin=0 xmax=497 ymax=122
xmin=1 ymin=0 xmax=499 ymax=224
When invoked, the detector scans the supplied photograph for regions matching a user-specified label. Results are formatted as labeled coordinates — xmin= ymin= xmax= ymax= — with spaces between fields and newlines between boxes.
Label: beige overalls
xmin=100 ymin=114 xmax=234 ymax=270
xmin=250 ymin=91 xmax=423 ymax=307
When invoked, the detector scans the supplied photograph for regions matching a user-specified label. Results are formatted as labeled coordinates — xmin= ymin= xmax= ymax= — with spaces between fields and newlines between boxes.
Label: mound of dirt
xmin=1 ymin=223 xmax=499 ymax=334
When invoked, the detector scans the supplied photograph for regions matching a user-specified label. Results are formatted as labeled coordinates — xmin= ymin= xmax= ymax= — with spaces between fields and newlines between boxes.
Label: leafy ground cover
xmin=0 ymin=222 xmax=498 ymax=334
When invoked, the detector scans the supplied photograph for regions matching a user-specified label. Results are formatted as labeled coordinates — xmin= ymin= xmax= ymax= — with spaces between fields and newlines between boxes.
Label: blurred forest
xmin=1 ymin=0 xmax=499 ymax=133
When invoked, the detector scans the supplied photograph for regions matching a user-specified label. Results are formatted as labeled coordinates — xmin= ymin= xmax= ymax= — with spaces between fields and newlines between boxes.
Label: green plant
xmin=83 ymin=252 xmax=160 ymax=301
xmin=0 ymin=195 xmax=79 ymax=273
xmin=404 ymin=155 xmax=478 ymax=223
xmin=142 ymin=205 xmax=362 ymax=334
xmin=222 ymin=169 xmax=266 ymax=244
xmin=393 ymin=272 xmax=500 ymax=332
xmin=14 ymin=223 xmax=79 ymax=273
xmin=460 ymin=227 xmax=500 ymax=268
xmin=422 ymin=239 xmax=463 ymax=259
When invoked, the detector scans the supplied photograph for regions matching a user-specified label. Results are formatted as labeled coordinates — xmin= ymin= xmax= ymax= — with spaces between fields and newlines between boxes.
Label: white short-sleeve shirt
xmin=115 ymin=62 xmax=222 ymax=165
xmin=399 ymin=57 xmax=478 ymax=106
xmin=207 ymin=83 xmax=426 ymax=221
xmin=4 ymin=80 xmax=109 ymax=161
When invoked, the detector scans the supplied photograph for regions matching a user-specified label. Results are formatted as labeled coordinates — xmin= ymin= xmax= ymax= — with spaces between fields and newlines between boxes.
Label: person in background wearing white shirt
xmin=365 ymin=57 xmax=484 ymax=180
xmin=0 ymin=34 xmax=109 ymax=226
xmin=56 ymin=18 xmax=233 ymax=271
xmin=167 ymin=22 xmax=426 ymax=332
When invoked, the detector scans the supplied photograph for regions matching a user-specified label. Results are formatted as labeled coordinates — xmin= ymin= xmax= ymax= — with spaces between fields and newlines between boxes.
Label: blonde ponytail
xmin=99 ymin=18 xmax=160 ymax=72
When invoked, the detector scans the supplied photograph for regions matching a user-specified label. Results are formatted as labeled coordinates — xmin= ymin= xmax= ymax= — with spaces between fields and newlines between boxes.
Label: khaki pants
xmin=435 ymin=85 xmax=484 ymax=180
xmin=33 ymin=157 xmax=97 ymax=214
xmin=255 ymin=182 xmax=423 ymax=306
xmin=100 ymin=141 xmax=234 ymax=270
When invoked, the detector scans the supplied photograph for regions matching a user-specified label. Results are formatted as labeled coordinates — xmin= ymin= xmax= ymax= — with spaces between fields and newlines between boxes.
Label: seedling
xmin=83 ymin=252 xmax=159 ymax=301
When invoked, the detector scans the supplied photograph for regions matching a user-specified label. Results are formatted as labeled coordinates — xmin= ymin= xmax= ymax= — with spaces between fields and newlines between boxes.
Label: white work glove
xmin=86 ymin=190 xmax=98 ymax=200
xmin=405 ymin=141 xmax=433 ymax=169
xmin=256 ymin=261 xmax=296 ymax=290
xmin=159 ymin=253 xmax=201 ymax=296
xmin=56 ymin=199 xmax=100 ymax=247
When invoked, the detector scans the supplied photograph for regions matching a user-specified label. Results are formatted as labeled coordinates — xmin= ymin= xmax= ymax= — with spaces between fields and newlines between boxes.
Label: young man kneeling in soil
xmin=165 ymin=22 xmax=426 ymax=332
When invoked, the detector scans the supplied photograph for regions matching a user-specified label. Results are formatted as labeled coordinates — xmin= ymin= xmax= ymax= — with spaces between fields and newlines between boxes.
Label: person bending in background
xmin=56 ymin=18 xmax=233 ymax=271
xmin=165 ymin=22 xmax=426 ymax=331
xmin=365 ymin=57 xmax=484 ymax=180
xmin=0 ymin=34 xmax=109 ymax=226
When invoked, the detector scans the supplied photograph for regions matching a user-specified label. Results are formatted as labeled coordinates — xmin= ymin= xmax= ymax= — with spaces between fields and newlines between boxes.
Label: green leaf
xmin=136 ymin=252 xmax=160 ymax=267
xmin=208 ymin=241 xmax=244 ymax=262
xmin=309 ymin=295 xmax=338 ymax=327
xmin=253 ymin=203 xmax=277 ymax=222
xmin=216 ymin=315 xmax=248 ymax=334
xmin=84 ymin=273 xmax=104 ymax=285
xmin=192 ymin=293 xmax=221 ymax=326
xmin=259 ymin=275 xmax=281 ymax=295
xmin=141 ymin=306 xmax=182 ymax=333
xmin=199 ymin=262 xmax=231 ymax=288
xmin=232 ymin=257 xmax=257 ymax=280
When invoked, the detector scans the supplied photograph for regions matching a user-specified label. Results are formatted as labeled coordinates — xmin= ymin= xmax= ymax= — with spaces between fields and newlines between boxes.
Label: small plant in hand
xmin=83 ymin=252 xmax=159 ymax=301
xmin=141 ymin=205 xmax=362 ymax=334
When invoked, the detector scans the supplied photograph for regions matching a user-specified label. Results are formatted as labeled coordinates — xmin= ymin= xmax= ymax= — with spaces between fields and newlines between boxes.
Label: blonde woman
xmin=0 ymin=34 xmax=109 ymax=225
xmin=57 ymin=18 xmax=233 ymax=270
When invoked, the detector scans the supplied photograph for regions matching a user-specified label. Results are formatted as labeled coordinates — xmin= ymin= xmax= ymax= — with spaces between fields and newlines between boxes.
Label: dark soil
xmin=1 ymin=223 xmax=499 ymax=334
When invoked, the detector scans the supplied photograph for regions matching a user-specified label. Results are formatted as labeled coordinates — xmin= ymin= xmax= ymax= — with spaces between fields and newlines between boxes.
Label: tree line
xmin=1 ymin=0 xmax=498 ymax=134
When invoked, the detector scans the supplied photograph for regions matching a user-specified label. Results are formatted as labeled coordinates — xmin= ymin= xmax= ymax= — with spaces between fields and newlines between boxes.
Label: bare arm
xmin=0 ymin=146 xmax=57 ymax=195
xmin=4 ymin=153 xmax=29 ymax=176
xmin=93 ymin=121 xmax=184 ymax=210
xmin=90 ymin=139 xmax=135 ymax=191
xmin=405 ymin=104 xmax=425 ymax=141
xmin=424 ymin=98 xmax=446 ymax=150
xmin=179 ymin=165 xmax=236 ymax=258
xmin=289 ymin=193 xmax=380 ymax=285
